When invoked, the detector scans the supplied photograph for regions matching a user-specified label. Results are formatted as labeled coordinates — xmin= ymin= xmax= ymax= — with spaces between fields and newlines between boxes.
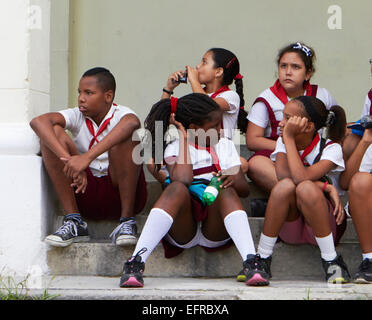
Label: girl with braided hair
xmin=120 ymin=93 xmax=270 ymax=288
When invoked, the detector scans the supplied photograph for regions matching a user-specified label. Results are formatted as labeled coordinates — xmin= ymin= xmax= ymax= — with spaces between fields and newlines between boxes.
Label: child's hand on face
xmin=283 ymin=116 xmax=308 ymax=139
xmin=169 ymin=113 xmax=187 ymax=139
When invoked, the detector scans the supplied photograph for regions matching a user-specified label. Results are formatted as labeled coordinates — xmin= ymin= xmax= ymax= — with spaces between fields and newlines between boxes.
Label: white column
xmin=0 ymin=0 xmax=52 ymax=277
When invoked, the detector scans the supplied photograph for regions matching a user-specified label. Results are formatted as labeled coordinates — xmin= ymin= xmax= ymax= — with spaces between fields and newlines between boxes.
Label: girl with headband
xmin=120 ymin=93 xmax=270 ymax=288
xmin=245 ymin=42 xmax=338 ymax=210
xmin=251 ymin=96 xmax=351 ymax=284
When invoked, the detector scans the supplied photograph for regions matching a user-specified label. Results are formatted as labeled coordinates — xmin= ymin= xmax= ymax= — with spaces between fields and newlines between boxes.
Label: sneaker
xmin=237 ymin=255 xmax=272 ymax=282
xmin=354 ymin=259 xmax=372 ymax=284
xmin=243 ymin=254 xmax=271 ymax=286
xmin=250 ymin=198 xmax=268 ymax=217
xmin=321 ymin=254 xmax=351 ymax=284
xmin=119 ymin=248 xmax=147 ymax=288
xmin=110 ymin=218 xmax=138 ymax=246
xmin=45 ymin=217 xmax=90 ymax=247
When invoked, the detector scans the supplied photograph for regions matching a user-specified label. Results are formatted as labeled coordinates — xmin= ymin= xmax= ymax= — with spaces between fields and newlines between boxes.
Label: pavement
xmin=24 ymin=275 xmax=372 ymax=300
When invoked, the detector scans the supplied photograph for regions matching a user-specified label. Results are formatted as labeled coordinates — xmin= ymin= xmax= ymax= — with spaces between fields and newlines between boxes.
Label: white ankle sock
xmin=257 ymin=233 xmax=277 ymax=259
xmin=362 ymin=252 xmax=372 ymax=260
xmin=223 ymin=210 xmax=256 ymax=260
xmin=132 ymin=208 xmax=173 ymax=263
xmin=315 ymin=233 xmax=337 ymax=261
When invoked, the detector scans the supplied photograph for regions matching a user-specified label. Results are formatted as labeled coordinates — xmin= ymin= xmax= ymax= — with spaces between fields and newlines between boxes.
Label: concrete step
xmin=46 ymin=217 xmax=362 ymax=279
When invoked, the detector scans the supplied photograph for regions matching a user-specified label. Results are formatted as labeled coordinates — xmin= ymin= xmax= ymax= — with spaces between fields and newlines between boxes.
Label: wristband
xmin=163 ymin=87 xmax=173 ymax=95
xmin=322 ymin=181 xmax=328 ymax=192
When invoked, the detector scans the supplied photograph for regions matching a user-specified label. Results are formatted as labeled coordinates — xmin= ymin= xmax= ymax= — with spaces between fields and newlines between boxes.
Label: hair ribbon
xmin=170 ymin=96 xmax=178 ymax=114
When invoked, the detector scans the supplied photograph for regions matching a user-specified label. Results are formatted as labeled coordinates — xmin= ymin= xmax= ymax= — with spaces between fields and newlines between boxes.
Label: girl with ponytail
xmin=253 ymin=96 xmax=351 ymax=284
xmin=119 ymin=93 xmax=270 ymax=288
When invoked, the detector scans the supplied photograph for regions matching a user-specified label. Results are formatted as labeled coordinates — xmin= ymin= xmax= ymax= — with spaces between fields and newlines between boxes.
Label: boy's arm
xmin=61 ymin=113 xmax=140 ymax=176
xmin=339 ymin=128 xmax=372 ymax=190
xmin=29 ymin=112 xmax=70 ymax=159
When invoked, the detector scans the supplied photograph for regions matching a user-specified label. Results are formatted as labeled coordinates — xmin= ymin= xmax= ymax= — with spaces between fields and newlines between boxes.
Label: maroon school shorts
xmin=75 ymin=166 xmax=147 ymax=220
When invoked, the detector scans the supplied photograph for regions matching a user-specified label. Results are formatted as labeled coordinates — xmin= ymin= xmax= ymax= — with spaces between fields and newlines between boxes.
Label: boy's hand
xmin=70 ymin=171 xmax=87 ymax=194
xmin=283 ymin=116 xmax=308 ymax=140
xmin=61 ymin=154 xmax=91 ymax=180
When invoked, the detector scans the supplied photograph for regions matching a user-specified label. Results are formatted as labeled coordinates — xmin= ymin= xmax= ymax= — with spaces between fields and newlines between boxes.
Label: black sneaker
xmin=243 ymin=254 xmax=270 ymax=286
xmin=120 ymin=248 xmax=147 ymax=288
xmin=250 ymin=198 xmax=268 ymax=217
xmin=354 ymin=258 xmax=372 ymax=284
xmin=110 ymin=218 xmax=137 ymax=246
xmin=45 ymin=217 xmax=90 ymax=247
xmin=237 ymin=255 xmax=272 ymax=282
xmin=321 ymin=254 xmax=351 ymax=283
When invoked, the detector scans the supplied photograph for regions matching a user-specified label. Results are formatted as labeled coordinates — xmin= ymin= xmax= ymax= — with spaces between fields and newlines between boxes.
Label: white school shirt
xmin=361 ymin=89 xmax=372 ymax=117
xmin=207 ymin=90 xmax=240 ymax=140
xmin=247 ymin=87 xmax=337 ymax=137
xmin=359 ymin=144 xmax=372 ymax=173
xmin=271 ymin=135 xmax=345 ymax=195
xmin=59 ymin=103 xmax=137 ymax=177
xmin=163 ymin=137 xmax=241 ymax=181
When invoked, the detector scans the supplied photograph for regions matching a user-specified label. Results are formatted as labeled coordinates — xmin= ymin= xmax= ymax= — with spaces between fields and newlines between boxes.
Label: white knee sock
xmin=315 ymin=233 xmax=337 ymax=261
xmin=132 ymin=208 xmax=173 ymax=263
xmin=362 ymin=252 xmax=372 ymax=260
xmin=224 ymin=210 xmax=256 ymax=261
xmin=257 ymin=233 xmax=277 ymax=259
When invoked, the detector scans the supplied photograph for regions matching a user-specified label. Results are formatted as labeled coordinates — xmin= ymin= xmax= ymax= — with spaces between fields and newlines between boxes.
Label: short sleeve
xmin=270 ymin=137 xmax=286 ymax=162
xmin=58 ymin=108 xmax=83 ymax=135
xmin=359 ymin=145 xmax=372 ymax=173
xmin=215 ymin=138 xmax=241 ymax=171
xmin=164 ymin=139 xmax=180 ymax=159
xmin=320 ymin=142 xmax=345 ymax=172
xmin=247 ymin=101 xmax=269 ymax=128
xmin=216 ymin=90 xmax=240 ymax=114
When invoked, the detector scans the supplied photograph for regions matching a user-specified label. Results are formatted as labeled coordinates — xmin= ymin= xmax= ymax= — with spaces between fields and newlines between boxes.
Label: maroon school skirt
xmin=75 ymin=166 xmax=147 ymax=220
xmin=248 ymin=149 xmax=274 ymax=160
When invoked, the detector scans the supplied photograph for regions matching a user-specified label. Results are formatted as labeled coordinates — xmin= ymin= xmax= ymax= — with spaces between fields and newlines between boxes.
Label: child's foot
xmin=354 ymin=258 xmax=372 ymax=284
xmin=321 ymin=254 xmax=351 ymax=284
xmin=45 ymin=217 xmax=90 ymax=247
xmin=243 ymin=254 xmax=271 ymax=286
xmin=110 ymin=218 xmax=137 ymax=246
xmin=119 ymin=248 xmax=147 ymax=288
xmin=237 ymin=254 xmax=272 ymax=283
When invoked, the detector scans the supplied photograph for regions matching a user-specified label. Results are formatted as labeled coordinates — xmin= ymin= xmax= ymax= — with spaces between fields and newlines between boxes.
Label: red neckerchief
xmin=189 ymin=141 xmax=222 ymax=173
xmin=300 ymin=133 xmax=320 ymax=165
xmin=270 ymin=79 xmax=315 ymax=105
xmin=210 ymin=85 xmax=230 ymax=99
xmin=85 ymin=106 xmax=117 ymax=150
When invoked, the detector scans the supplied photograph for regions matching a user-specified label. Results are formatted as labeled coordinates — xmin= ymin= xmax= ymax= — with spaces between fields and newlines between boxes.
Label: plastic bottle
xmin=202 ymin=176 xmax=222 ymax=205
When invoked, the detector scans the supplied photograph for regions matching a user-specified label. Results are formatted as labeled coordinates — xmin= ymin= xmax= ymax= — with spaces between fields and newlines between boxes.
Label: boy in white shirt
xmin=30 ymin=67 xmax=147 ymax=247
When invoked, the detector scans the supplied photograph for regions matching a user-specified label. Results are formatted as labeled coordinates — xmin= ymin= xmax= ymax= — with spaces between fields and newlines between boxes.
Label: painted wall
xmin=66 ymin=0 xmax=372 ymax=124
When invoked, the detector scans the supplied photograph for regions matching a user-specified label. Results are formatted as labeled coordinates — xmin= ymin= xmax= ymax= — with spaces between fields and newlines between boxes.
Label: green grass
xmin=0 ymin=274 xmax=59 ymax=300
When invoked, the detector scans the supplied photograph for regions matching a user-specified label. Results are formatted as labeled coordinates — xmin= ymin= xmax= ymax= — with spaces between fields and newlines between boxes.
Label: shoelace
xmin=125 ymin=248 xmax=148 ymax=273
xmin=56 ymin=220 xmax=78 ymax=237
xmin=109 ymin=220 xmax=136 ymax=243
xmin=360 ymin=259 xmax=371 ymax=271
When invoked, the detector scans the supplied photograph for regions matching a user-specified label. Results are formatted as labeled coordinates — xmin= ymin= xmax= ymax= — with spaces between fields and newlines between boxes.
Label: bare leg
xmin=247 ymin=156 xmax=277 ymax=193
xmin=109 ymin=138 xmax=142 ymax=219
xmin=262 ymin=178 xmax=299 ymax=237
xmin=296 ymin=180 xmax=332 ymax=238
xmin=349 ymin=172 xmax=372 ymax=253
xmin=40 ymin=126 xmax=80 ymax=214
